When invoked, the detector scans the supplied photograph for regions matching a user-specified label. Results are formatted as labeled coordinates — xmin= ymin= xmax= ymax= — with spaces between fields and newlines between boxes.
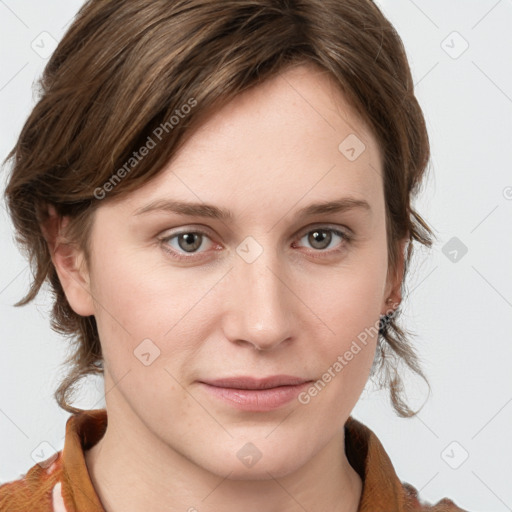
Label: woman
xmin=0 ymin=0 xmax=469 ymax=510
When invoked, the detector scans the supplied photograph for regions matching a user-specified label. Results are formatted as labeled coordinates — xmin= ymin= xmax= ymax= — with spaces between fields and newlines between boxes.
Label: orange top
xmin=0 ymin=409 xmax=468 ymax=511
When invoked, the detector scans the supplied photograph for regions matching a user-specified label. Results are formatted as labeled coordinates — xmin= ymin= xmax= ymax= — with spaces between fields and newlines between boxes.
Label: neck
xmin=85 ymin=407 xmax=362 ymax=512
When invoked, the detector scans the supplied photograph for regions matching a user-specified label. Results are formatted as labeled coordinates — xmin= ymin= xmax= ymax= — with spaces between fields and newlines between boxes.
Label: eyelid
xmin=296 ymin=222 xmax=353 ymax=239
xmin=158 ymin=223 xmax=353 ymax=260
xmin=159 ymin=224 xmax=352 ymax=243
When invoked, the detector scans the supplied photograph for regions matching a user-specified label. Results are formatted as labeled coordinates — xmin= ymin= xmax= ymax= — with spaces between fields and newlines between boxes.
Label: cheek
xmin=87 ymin=241 xmax=218 ymax=378
xmin=298 ymin=286 xmax=381 ymax=422
xmin=305 ymin=249 xmax=387 ymax=340
xmin=296 ymin=245 xmax=387 ymax=400
xmin=87 ymin=242 xmax=165 ymax=370
xmin=89 ymin=240 xmax=176 ymax=334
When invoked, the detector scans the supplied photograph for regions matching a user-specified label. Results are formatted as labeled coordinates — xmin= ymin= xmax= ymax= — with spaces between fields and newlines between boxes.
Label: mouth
xmin=198 ymin=375 xmax=313 ymax=411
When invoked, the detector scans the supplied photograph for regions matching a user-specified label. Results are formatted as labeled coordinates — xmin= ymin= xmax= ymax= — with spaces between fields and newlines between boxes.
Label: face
xmin=58 ymin=63 xmax=403 ymax=479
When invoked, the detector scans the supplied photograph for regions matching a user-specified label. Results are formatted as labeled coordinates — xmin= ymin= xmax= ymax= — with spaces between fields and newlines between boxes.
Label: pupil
xmin=180 ymin=233 xmax=201 ymax=252
xmin=310 ymin=230 xmax=331 ymax=249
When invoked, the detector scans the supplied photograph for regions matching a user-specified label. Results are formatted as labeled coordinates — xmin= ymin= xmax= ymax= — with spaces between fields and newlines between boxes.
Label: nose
xmin=222 ymin=253 xmax=296 ymax=352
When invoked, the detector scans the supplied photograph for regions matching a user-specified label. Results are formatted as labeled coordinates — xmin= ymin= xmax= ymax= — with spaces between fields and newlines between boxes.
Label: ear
xmin=41 ymin=204 xmax=95 ymax=317
xmin=382 ymin=236 xmax=409 ymax=315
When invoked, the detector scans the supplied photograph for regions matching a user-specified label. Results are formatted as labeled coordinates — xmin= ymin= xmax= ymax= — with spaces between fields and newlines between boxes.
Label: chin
xmin=195 ymin=441 xmax=308 ymax=481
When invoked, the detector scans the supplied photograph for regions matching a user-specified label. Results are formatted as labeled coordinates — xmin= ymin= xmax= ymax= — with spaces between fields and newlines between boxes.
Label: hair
xmin=4 ymin=0 xmax=435 ymax=417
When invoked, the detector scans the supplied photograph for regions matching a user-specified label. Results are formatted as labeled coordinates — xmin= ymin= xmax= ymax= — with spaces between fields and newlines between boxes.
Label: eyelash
xmin=158 ymin=225 xmax=353 ymax=262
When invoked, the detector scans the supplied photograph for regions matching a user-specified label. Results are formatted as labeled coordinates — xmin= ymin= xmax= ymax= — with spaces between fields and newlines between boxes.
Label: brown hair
xmin=4 ymin=0 xmax=435 ymax=417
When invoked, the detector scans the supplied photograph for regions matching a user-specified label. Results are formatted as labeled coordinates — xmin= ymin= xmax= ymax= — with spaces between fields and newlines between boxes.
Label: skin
xmin=47 ymin=63 xmax=406 ymax=512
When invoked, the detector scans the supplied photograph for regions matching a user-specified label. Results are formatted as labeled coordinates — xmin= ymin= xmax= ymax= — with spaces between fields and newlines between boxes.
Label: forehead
xmin=111 ymin=63 xmax=384 ymax=219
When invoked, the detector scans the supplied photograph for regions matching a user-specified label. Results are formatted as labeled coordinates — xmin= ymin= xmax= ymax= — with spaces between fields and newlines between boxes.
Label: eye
xmin=294 ymin=226 xmax=351 ymax=254
xmin=159 ymin=229 xmax=215 ymax=260
xmin=159 ymin=225 xmax=352 ymax=261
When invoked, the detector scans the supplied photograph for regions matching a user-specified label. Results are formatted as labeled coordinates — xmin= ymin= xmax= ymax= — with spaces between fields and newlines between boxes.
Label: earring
xmin=379 ymin=297 xmax=397 ymax=336
xmin=379 ymin=313 xmax=390 ymax=337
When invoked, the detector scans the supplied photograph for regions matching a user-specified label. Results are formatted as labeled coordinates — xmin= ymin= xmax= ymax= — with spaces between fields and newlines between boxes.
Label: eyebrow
xmin=133 ymin=196 xmax=371 ymax=220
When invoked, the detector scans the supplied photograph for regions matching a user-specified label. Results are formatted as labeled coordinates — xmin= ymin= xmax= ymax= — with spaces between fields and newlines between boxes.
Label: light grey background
xmin=1 ymin=1 xmax=511 ymax=510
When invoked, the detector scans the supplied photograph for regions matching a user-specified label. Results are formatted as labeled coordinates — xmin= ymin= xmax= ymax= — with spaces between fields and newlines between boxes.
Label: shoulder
xmin=344 ymin=416 xmax=470 ymax=511
xmin=402 ymin=482 xmax=469 ymax=512
xmin=0 ymin=452 xmax=65 ymax=512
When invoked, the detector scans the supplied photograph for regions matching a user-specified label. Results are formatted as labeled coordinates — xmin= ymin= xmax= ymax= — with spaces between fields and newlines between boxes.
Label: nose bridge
xmin=224 ymin=244 xmax=294 ymax=351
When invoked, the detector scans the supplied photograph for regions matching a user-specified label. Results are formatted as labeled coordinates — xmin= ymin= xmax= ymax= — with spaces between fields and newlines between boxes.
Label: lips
xmin=200 ymin=375 xmax=310 ymax=390
xmin=198 ymin=375 xmax=313 ymax=411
